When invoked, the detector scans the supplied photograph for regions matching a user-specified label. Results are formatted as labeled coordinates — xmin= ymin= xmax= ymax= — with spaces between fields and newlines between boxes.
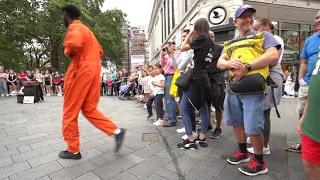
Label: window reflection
xmin=282 ymin=30 xmax=300 ymax=61
xmin=281 ymin=22 xmax=300 ymax=30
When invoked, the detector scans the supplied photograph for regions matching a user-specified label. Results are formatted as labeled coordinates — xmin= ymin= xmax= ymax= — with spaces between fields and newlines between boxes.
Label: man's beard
xmin=64 ymin=18 xmax=69 ymax=27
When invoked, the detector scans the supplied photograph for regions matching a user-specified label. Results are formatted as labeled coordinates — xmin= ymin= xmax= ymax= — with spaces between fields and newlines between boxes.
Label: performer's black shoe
xmin=114 ymin=128 xmax=126 ymax=153
xmin=59 ymin=150 xmax=82 ymax=160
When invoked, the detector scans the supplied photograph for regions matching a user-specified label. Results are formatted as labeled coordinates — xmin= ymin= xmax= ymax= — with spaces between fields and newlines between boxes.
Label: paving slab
xmin=0 ymin=96 xmax=305 ymax=180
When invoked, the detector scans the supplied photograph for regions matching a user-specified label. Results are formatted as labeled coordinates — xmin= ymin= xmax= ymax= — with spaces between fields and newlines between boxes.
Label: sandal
xmin=285 ymin=143 xmax=302 ymax=153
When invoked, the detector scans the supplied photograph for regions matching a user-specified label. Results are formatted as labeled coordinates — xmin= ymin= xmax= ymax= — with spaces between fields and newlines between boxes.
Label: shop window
xmin=272 ymin=30 xmax=279 ymax=35
xmin=301 ymin=31 xmax=310 ymax=50
xmin=281 ymin=30 xmax=300 ymax=61
xmin=302 ymin=24 xmax=311 ymax=31
xmin=313 ymin=24 xmax=317 ymax=30
xmin=281 ymin=22 xmax=300 ymax=31
xmin=272 ymin=21 xmax=279 ymax=29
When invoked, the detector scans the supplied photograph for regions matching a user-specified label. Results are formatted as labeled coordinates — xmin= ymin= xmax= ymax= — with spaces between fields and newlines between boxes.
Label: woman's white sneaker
xmin=153 ymin=120 xmax=164 ymax=126
xmin=182 ymin=132 xmax=198 ymax=140
xmin=247 ymin=145 xmax=271 ymax=155
xmin=176 ymin=127 xmax=186 ymax=133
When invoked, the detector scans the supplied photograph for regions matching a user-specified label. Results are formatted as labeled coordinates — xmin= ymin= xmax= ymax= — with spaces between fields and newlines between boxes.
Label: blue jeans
xmin=165 ymin=75 xmax=177 ymax=123
xmin=180 ymin=86 xmax=209 ymax=136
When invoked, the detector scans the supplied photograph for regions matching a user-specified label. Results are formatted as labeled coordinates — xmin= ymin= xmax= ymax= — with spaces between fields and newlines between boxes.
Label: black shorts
xmin=7 ymin=81 xmax=17 ymax=86
xmin=208 ymin=78 xmax=225 ymax=110
xmin=45 ymin=81 xmax=51 ymax=86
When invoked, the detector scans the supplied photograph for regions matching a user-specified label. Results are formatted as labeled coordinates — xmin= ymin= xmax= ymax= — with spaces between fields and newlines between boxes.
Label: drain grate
xmin=142 ymin=133 xmax=159 ymax=142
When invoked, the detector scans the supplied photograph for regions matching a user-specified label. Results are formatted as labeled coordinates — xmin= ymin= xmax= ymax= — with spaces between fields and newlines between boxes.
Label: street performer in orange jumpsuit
xmin=59 ymin=4 xmax=126 ymax=160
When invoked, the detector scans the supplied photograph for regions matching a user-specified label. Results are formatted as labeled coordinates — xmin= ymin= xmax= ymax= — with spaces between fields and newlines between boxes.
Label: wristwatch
xmin=245 ymin=64 xmax=252 ymax=71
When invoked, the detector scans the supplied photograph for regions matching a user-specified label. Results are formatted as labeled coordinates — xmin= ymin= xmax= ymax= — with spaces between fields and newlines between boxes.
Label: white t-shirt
xmin=35 ymin=73 xmax=43 ymax=82
xmin=152 ymin=74 xmax=165 ymax=95
xmin=273 ymin=35 xmax=284 ymax=64
xmin=148 ymin=76 xmax=155 ymax=91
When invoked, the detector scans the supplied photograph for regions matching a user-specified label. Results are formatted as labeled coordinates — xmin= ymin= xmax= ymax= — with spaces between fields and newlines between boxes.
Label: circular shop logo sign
xmin=208 ymin=6 xmax=227 ymax=25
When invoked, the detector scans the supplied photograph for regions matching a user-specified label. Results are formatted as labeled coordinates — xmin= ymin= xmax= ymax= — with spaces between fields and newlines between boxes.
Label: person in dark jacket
xmin=206 ymin=31 xmax=225 ymax=139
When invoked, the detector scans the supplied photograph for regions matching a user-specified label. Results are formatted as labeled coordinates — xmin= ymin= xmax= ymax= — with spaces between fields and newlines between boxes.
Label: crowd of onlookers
xmin=0 ymin=69 xmax=65 ymax=97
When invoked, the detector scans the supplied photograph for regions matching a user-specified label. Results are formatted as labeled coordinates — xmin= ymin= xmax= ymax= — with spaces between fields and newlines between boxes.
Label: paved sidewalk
xmin=0 ymin=96 xmax=306 ymax=180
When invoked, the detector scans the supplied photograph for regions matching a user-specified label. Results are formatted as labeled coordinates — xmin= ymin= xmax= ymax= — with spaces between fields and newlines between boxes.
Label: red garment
xmin=107 ymin=79 xmax=112 ymax=87
xmin=19 ymin=73 xmax=27 ymax=79
xmin=62 ymin=20 xmax=118 ymax=153
xmin=302 ymin=133 xmax=320 ymax=166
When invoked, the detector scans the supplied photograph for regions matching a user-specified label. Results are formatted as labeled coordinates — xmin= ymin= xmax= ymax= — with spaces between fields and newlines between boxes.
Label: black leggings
xmin=114 ymin=86 xmax=119 ymax=96
xmin=147 ymin=94 xmax=164 ymax=119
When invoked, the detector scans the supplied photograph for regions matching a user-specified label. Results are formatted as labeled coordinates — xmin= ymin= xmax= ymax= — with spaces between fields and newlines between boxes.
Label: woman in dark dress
xmin=6 ymin=70 xmax=17 ymax=95
xmin=43 ymin=70 xmax=52 ymax=96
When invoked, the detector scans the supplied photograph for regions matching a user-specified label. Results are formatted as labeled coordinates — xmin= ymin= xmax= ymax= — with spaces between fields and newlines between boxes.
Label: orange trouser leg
xmin=62 ymin=71 xmax=93 ymax=153
xmin=81 ymin=74 xmax=118 ymax=136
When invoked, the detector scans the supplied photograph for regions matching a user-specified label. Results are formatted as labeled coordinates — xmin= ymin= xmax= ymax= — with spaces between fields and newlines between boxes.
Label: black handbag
xmin=175 ymin=68 xmax=193 ymax=92
xmin=175 ymin=38 xmax=206 ymax=92
xmin=228 ymin=73 xmax=266 ymax=94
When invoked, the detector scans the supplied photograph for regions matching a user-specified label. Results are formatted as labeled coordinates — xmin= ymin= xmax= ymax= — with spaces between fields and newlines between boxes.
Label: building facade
xmin=118 ymin=21 xmax=132 ymax=72
xmin=130 ymin=26 xmax=149 ymax=68
xmin=147 ymin=0 xmax=320 ymax=74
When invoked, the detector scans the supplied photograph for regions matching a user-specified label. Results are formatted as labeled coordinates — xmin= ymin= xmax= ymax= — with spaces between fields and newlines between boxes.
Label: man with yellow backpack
xmin=217 ymin=5 xmax=281 ymax=176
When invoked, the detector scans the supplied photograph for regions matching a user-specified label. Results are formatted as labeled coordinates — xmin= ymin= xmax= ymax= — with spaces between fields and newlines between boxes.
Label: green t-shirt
xmin=301 ymin=47 xmax=320 ymax=143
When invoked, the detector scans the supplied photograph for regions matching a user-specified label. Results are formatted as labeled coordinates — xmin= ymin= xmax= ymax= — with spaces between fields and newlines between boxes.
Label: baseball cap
xmin=235 ymin=4 xmax=256 ymax=18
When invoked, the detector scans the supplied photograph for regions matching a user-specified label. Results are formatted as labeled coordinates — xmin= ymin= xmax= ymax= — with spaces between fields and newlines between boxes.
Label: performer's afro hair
xmin=62 ymin=4 xmax=81 ymax=19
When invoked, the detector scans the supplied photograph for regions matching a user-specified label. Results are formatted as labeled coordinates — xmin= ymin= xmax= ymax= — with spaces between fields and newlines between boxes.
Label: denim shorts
xmin=224 ymin=92 xmax=265 ymax=135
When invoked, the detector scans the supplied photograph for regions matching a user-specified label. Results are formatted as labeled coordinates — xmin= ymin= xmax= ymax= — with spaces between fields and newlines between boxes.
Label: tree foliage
xmin=0 ymin=0 xmax=126 ymax=72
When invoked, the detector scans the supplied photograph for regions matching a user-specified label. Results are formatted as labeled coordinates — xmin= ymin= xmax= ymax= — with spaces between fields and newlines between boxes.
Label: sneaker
xmin=197 ymin=125 xmax=213 ymax=133
xmin=227 ymin=150 xmax=250 ymax=165
xmin=59 ymin=150 xmax=82 ymax=160
xmin=211 ymin=106 xmax=215 ymax=112
xmin=177 ymin=139 xmax=198 ymax=150
xmin=1 ymin=94 xmax=4 ymax=97
xmin=163 ymin=122 xmax=177 ymax=127
xmin=143 ymin=104 xmax=147 ymax=108
xmin=176 ymin=127 xmax=186 ymax=133
xmin=238 ymin=158 xmax=268 ymax=176
xmin=182 ymin=132 xmax=198 ymax=140
xmin=247 ymin=137 xmax=251 ymax=144
xmin=146 ymin=114 xmax=153 ymax=119
xmin=153 ymin=119 xmax=164 ymax=126
xmin=247 ymin=146 xmax=270 ymax=155
xmin=177 ymin=115 xmax=182 ymax=119
xmin=46 ymin=94 xmax=50 ymax=96
xmin=196 ymin=119 xmax=201 ymax=125
xmin=195 ymin=137 xmax=208 ymax=147
xmin=210 ymin=128 xmax=223 ymax=139
xmin=114 ymin=128 xmax=126 ymax=153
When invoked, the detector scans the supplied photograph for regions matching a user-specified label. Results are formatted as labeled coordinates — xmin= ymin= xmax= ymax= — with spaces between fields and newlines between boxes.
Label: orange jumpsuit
xmin=62 ymin=20 xmax=118 ymax=153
